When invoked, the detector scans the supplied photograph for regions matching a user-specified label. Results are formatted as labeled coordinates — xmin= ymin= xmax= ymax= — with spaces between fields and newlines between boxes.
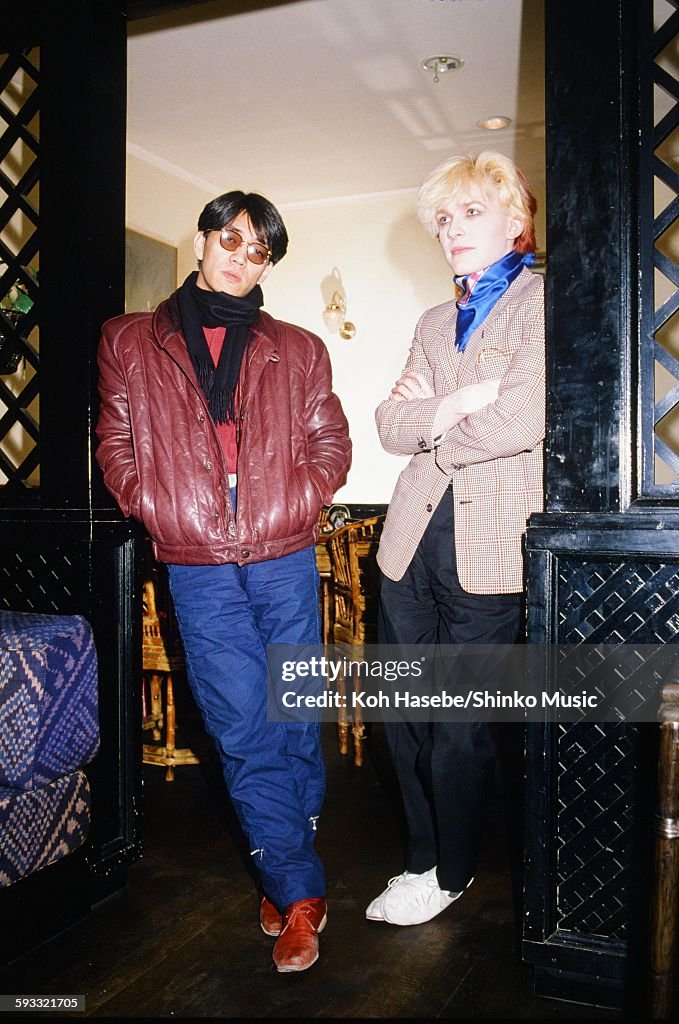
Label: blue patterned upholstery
xmin=0 ymin=773 xmax=92 ymax=887
xmin=0 ymin=612 xmax=100 ymax=887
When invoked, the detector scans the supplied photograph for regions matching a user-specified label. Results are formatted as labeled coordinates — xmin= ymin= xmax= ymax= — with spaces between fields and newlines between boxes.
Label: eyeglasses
xmin=214 ymin=227 xmax=272 ymax=266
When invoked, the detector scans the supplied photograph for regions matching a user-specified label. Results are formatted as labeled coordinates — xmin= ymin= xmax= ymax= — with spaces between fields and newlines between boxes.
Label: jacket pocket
xmin=475 ymin=352 xmax=511 ymax=382
xmin=293 ymin=465 xmax=324 ymax=527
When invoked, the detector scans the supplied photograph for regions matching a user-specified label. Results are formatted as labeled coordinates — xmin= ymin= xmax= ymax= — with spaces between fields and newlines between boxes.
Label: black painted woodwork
xmin=542 ymin=1 xmax=637 ymax=515
xmin=524 ymin=515 xmax=665 ymax=1009
xmin=0 ymin=0 xmax=142 ymax=963
xmin=523 ymin=0 xmax=674 ymax=1010
xmin=638 ymin=0 xmax=679 ymax=495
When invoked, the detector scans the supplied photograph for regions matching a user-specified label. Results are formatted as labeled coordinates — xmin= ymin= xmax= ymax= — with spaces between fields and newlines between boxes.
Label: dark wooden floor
xmin=1 ymin=719 xmax=623 ymax=1020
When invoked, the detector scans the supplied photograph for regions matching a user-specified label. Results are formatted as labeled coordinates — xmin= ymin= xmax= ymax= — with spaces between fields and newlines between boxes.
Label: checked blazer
xmin=375 ymin=267 xmax=545 ymax=593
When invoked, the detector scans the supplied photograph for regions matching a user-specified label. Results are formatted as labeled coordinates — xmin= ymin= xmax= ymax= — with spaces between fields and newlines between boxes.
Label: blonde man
xmin=367 ymin=152 xmax=545 ymax=926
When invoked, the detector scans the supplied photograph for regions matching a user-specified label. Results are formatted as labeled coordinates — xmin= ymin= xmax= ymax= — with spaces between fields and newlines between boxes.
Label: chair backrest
xmin=328 ymin=516 xmax=384 ymax=645
xmin=142 ymin=577 xmax=184 ymax=672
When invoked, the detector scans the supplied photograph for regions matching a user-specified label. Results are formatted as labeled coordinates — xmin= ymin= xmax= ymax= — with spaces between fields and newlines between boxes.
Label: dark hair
xmin=197 ymin=191 xmax=288 ymax=264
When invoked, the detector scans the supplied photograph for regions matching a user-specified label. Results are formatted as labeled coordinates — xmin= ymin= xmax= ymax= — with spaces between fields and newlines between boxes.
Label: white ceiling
xmin=127 ymin=0 xmax=545 ymax=207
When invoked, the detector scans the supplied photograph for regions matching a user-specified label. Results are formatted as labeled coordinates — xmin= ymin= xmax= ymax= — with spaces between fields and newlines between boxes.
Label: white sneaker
xmin=365 ymin=870 xmax=419 ymax=921
xmin=382 ymin=868 xmax=473 ymax=926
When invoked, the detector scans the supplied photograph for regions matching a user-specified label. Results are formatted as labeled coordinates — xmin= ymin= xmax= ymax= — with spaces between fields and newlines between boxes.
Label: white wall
xmin=126 ymin=152 xmax=213 ymax=284
xmin=126 ymin=155 xmax=546 ymax=503
xmin=266 ymin=193 xmax=453 ymax=503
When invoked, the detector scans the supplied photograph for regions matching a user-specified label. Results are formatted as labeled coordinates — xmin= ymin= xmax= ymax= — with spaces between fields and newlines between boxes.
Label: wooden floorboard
xmin=0 ymin=722 xmax=623 ymax=1020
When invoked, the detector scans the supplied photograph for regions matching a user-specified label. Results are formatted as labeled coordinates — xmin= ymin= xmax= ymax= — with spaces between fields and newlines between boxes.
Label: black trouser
xmin=379 ymin=489 xmax=521 ymax=892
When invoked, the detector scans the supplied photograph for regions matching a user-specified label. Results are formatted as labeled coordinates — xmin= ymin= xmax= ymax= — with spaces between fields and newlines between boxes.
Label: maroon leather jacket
xmin=96 ymin=293 xmax=351 ymax=565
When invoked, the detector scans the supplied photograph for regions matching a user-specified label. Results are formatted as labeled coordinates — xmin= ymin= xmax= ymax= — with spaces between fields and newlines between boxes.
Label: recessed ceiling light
xmin=478 ymin=115 xmax=512 ymax=130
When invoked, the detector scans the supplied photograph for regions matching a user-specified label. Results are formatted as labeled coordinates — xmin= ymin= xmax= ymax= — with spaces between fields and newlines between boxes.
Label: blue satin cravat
xmin=453 ymin=250 xmax=535 ymax=352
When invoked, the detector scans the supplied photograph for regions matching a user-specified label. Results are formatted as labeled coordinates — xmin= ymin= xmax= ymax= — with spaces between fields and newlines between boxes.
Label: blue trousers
xmin=167 ymin=543 xmax=325 ymax=911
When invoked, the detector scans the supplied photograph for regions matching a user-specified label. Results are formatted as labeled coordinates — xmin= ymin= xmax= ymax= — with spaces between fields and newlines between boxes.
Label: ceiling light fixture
xmin=478 ymin=115 xmax=512 ymax=130
xmin=421 ymin=54 xmax=464 ymax=84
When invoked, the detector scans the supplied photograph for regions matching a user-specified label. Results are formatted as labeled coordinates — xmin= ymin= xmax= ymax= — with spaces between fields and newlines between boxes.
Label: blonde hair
xmin=416 ymin=150 xmax=537 ymax=254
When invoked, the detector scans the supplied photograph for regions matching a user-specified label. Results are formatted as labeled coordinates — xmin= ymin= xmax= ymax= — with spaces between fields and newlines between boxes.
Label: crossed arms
xmin=375 ymin=288 xmax=545 ymax=470
xmin=389 ymin=371 xmax=500 ymax=437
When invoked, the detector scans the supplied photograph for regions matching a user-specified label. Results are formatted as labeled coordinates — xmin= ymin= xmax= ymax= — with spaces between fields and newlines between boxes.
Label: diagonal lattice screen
xmin=0 ymin=48 xmax=39 ymax=490
xmin=553 ymin=554 xmax=679 ymax=940
xmin=647 ymin=0 xmax=679 ymax=488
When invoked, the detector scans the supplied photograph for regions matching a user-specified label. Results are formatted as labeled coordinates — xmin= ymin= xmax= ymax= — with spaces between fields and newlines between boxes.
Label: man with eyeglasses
xmin=96 ymin=191 xmax=351 ymax=973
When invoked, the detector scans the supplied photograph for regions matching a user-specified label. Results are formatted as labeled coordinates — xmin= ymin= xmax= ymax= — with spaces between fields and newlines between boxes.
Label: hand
xmin=389 ymin=371 xmax=435 ymax=402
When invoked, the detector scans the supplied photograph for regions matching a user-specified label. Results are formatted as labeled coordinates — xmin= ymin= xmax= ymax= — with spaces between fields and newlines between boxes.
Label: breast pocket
xmin=475 ymin=350 xmax=512 ymax=381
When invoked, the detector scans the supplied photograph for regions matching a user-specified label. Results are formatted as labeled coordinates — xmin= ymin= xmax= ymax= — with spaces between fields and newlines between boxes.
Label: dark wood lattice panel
xmin=558 ymin=559 xmax=679 ymax=643
xmin=0 ymin=544 xmax=85 ymax=614
xmin=555 ymin=559 xmax=679 ymax=720
xmin=0 ymin=47 xmax=39 ymax=490
xmin=555 ymin=721 xmax=638 ymax=941
xmin=548 ymin=557 xmax=679 ymax=941
xmin=641 ymin=0 xmax=679 ymax=489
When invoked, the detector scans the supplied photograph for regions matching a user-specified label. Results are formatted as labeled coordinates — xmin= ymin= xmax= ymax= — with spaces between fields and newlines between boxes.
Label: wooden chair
xmin=327 ymin=515 xmax=384 ymax=765
xmin=315 ymin=504 xmax=353 ymax=645
xmin=315 ymin=508 xmax=334 ymax=647
xmin=142 ymin=576 xmax=210 ymax=781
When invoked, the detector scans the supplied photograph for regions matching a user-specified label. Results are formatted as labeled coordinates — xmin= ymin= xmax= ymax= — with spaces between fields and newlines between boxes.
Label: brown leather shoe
xmin=260 ymin=896 xmax=283 ymax=937
xmin=272 ymin=897 xmax=327 ymax=973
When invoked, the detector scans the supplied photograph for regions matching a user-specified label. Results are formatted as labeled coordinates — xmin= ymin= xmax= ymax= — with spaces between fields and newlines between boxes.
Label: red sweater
xmin=204 ymin=326 xmax=237 ymax=475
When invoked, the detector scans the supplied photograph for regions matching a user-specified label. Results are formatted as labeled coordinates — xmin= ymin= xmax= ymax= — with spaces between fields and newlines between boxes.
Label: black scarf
xmin=177 ymin=271 xmax=263 ymax=424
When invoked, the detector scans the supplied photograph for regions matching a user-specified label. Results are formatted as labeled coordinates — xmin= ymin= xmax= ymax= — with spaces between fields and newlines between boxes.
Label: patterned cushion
xmin=0 ymin=770 xmax=92 ymax=887
xmin=0 ymin=612 xmax=99 ymax=789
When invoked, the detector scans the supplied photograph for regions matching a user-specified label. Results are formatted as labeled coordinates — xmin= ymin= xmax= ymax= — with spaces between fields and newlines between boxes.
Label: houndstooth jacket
xmin=375 ymin=267 xmax=545 ymax=593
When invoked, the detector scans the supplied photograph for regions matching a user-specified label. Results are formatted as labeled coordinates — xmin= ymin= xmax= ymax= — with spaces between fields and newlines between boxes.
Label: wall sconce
xmin=323 ymin=291 xmax=356 ymax=340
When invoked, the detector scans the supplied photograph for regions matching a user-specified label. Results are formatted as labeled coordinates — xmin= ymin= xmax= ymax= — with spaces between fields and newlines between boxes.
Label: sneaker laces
xmin=399 ymin=876 xmax=447 ymax=908
xmin=386 ymin=871 xmax=410 ymax=889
